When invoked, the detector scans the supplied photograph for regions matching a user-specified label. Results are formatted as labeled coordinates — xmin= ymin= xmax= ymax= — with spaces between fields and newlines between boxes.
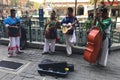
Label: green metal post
xmin=28 ymin=18 xmax=32 ymax=42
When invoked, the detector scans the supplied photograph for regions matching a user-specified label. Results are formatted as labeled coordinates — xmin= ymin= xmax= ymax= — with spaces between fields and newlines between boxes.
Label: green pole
xmin=28 ymin=18 xmax=32 ymax=42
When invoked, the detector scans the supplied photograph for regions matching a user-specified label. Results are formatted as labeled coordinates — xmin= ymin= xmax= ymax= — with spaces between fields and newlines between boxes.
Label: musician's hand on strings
xmin=67 ymin=23 xmax=72 ymax=28
xmin=66 ymin=25 xmax=70 ymax=28
xmin=62 ymin=24 xmax=67 ymax=27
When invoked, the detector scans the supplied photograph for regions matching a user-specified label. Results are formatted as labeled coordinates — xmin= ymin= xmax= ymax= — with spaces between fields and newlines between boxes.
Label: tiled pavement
xmin=0 ymin=45 xmax=120 ymax=80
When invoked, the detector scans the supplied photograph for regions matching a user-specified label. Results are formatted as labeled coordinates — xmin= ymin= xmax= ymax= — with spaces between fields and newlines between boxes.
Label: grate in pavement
xmin=0 ymin=60 xmax=23 ymax=70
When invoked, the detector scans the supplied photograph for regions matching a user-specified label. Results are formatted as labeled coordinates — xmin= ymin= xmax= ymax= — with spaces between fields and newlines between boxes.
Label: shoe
xmin=8 ymin=53 xmax=13 ymax=58
xmin=67 ymin=54 xmax=72 ymax=57
xmin=49 ymin=52 xmax=55 ymax=55
xmin=16 ymin=51 xmax=24 ymax=54
xmin=20 ymin=47 xmax=25 ymax=50
xmin=42 ymin=52 xmax=49 ymax=55
xmin=97 ymin=63 xmax=106 ymax=67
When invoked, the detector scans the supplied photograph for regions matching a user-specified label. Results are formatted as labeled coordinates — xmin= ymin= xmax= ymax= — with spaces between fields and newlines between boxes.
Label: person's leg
xmin=43 ymin=38 xmax=50 ymax=54
xmin=20 ymin=39 xmax=25 ymax=50
xmin=108 ymin=38 xmax=111 ymax=54
xmin=65 ymin=35 xmax=72 ymax=56
xmin=20 ymin=28 xmax=27 ymax=50
xmin=8 ymin=37 xmax=16 ymax=57
xmin=15 ymin=36 xmax=23 ymax=54
xmin=50 ymin=39 xmax=56 ymax=53
xmin=98 ymin=37 xmax=109 ymax=66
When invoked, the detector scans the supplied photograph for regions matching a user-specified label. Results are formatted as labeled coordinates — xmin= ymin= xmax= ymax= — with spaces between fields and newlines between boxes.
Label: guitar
xmin=45 ymin=21 xmax=57 ymax=31
xmin=61 ymin=20 xmax=78 ymax=34
xmin=44 ymin=21 xmax=57 ymax=39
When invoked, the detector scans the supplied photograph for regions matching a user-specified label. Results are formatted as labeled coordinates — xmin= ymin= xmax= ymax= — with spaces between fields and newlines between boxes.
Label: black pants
xmin=20 ymin=27 xmax=27 ymax=50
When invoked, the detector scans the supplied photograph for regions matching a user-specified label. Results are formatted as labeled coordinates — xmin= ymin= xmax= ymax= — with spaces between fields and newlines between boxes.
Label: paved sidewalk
xmin=0 ymin=45 xmax=120 ymax=80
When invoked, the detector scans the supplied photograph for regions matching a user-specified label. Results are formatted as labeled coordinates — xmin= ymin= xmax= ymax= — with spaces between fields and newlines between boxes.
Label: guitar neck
xmin=71 ymin=21 xmax=78 ymax=26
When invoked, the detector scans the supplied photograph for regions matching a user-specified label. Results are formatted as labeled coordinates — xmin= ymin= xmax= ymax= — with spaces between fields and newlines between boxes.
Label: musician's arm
xmin=101 ymin=18 xmax=112 ymax=30
xmin=43 ymin=23 xmax=48 ymax=34
xmin=45 ymin=20 xmax=51 ymax=28
xmin=3 ymin=19 xmax=18 ymax=28
xmin=74 ymin=17 xmax=79 ymax=28
xmin=44 ymin=23 xmax=48 ymax=29
xmin=8 ymin=26 xmax=18 ymax=28
xmin=61 ymin=18 xmax=67 ymax=26
xmin=97 ymin=18 xmax=105 ymax=27
xmin=95 ymin=16 xmax=111 ymax=30
xmin=16 ymin=17 xmax=22 ymax=26
xmin=56 ymin=21 xmax=61 ymax=29
xmin=93 ymin=18 xmax=97 ymax=26
xmin=93 ymin=12 xmax=100 ymax=26
xmin=43 ymin=21 xmax=51 ymax=34
xmin=50 ymin=21 xmax=61 ymax=29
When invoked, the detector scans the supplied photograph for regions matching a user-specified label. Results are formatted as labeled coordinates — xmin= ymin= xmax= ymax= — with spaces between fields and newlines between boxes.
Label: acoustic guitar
xmin=45 ymin=21 xmax=57 ymax=31
xmin=61 ymin=20 xmax=78 ymax=34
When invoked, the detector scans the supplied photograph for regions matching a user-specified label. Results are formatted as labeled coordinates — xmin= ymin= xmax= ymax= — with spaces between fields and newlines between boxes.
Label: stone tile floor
xmin=0 ymin=45 xmax=120 ymax=80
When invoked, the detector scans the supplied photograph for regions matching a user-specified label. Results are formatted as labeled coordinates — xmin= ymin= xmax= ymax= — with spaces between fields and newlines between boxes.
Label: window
xmin=111 ymin=9 xmax=119 ymax=17
xmin=77 ymin=6 xmax=84 ymax=15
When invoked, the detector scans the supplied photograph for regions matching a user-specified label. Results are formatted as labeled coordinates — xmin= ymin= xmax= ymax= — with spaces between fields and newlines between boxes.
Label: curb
xmin=0 ymin=38 xmax=119 ymax=54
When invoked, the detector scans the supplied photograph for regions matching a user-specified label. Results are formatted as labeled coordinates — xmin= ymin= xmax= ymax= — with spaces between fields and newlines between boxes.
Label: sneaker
xmin=97 ymin=63 xmax=106 ymax=67
xmin=16 ymin=51 xmax=24 ymax=54
xmin=49 ymin=52 xmax=55 ymax=55
xmin=67 ymin=54 xmax=72 ymax=57
xmin=42 ymin=52 xmax=49 ymax=55
xmin=8 ymin=53 xmax=13 ymax=58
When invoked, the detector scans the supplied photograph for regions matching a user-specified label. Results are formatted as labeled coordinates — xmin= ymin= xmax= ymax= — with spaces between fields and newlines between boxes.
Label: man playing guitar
xmin=61 ymin=7 xmax=79 ymax=56
xmin=42 ymin=10 xmax=59 ymax=55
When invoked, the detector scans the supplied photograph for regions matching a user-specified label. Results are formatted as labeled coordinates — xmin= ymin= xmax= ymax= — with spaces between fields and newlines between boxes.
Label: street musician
xmin=61 ymin=7 xmax=79 ymax=56
xmin=94 ymin=7 xmax=112 ymax=66
xmin=42 ymin=10 xmax=59 ymax=55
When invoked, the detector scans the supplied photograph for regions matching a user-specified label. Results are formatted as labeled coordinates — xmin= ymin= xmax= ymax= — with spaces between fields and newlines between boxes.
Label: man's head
xmin=10 ymin=9 xmax=16 ymax=17
xmin=50 ymin=10 xmax=56 ymax=20
xmin=67 ymin=7 xmax=73 ymax=17
xmin=101 ymin=8 xmax=108 ymax=18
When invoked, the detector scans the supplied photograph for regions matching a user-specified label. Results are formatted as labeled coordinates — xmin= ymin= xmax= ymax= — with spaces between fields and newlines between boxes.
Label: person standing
xmin=61 ymin=7 xmax=78 ymax=56
xmin=42 ymin=10 xmax=59 ymax=55
xmin=4 ymin=9 xmax=23 ymax=57
xmin=94 ymin=8 xmax=112 ymax=66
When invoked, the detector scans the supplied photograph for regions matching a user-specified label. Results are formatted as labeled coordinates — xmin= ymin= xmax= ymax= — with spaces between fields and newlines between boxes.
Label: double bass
xmin=84 ymin=27 xmax=103 ymax=63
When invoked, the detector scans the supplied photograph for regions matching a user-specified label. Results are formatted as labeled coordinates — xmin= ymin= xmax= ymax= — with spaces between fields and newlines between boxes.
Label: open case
xmin=38 ymin=59 xmax=74 ymax=78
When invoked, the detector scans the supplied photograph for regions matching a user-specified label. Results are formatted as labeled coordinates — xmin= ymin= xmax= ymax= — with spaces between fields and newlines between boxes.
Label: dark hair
xmin=101 ymin=8 xmax=108 ymax=13
xmin=52 ymin=10 xmax=56 ymax=15
xmin=10 ymin=9 xmax=16 ymax=14
xmin=67 ymin=7 xmax=73 ymax=13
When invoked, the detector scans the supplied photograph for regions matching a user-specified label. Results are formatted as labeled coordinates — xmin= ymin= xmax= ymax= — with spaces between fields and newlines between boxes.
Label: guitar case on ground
xmin=38 ymin=59 xmax=74 ymax=78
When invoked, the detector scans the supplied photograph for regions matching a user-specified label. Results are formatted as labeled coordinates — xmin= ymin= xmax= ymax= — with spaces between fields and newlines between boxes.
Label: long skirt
xmin=8 ymin=36 xmax=20 ymax=54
